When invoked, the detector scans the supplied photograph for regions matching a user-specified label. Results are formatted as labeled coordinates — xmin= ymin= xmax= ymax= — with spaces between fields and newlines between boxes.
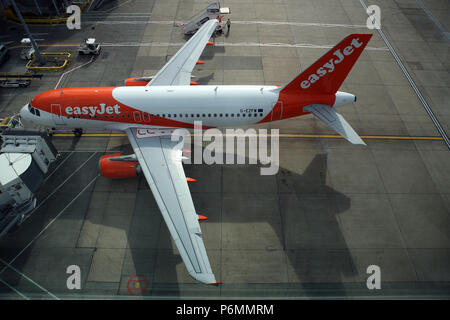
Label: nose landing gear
xmin=73 ymin=128 xmax=83 ymax=137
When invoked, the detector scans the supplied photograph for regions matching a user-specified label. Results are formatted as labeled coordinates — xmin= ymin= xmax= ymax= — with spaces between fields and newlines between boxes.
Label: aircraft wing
xmin=125 ymin=128 xmax=217 ymax=284
xmin=147 ymin=19 xmax=218 ymax=86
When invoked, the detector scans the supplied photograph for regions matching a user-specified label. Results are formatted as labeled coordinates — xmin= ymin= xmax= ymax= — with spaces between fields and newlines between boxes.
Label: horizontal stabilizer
xmin=304 ymin=104 xmax=366 ymax=145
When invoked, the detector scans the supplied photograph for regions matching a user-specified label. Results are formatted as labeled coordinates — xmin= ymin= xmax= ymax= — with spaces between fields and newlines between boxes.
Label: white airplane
xmin=20 ymin=19 xmax=372 ymax=285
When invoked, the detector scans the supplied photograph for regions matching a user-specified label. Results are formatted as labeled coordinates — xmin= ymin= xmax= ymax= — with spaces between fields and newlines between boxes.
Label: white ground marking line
xmin=86 ymin=0 xmax=96 ymax=12
xmin=358 ymin=0 xmax=450 ymax=149
xmin=43 ymin=151 xmax=74 ymax=183
xmin=82 ymin=13 xmax=152 ymax=18
xmin=0 ymin=174 xmax=100 ymax=277
xmin=83 ymin=12 xmax=151 ymax=15
xmin=218 ymin=42 xmax=388 ymax=50
xmin=0 ymin=257 xmax=59 ymax=300
xmin=103 ymin=0 xmax=133 ymax=12
xmin=83 ymin=14 xmax=151 ymax=19
xmin=83 ymin=20 xmax=150 ymax=24
xmin=86 ymin=20 xmax=368 ymax=28
xmin=152 ymin=20 xmax=368 ymax=28
xmin=0 ymin=278 xmax=29 ymax=299
xmin=231 ymin=20 xmax=368 ymax=28
xmin=83 ymin=16 xmax=151 ymax=19
xmin=87 ymin=0 xmax=133 ymax=13
xmin=100 ymin=41 xmax=388 ymax=51
xmin=22 ymin=152 xmax=98 ymax=224
xmin=59 ymin=150 xmax=121 ymax=153
xmin=54 ymin=56 xmax=94 ymax=89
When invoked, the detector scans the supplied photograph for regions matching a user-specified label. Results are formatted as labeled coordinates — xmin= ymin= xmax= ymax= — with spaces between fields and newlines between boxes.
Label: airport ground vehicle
xmin=0 ymin=129 xmax=58 ymax=238
xmin=78 ymin=38 xmax=101 ymax=55
xmin=19 ymin=38 xmax=35 ymax=60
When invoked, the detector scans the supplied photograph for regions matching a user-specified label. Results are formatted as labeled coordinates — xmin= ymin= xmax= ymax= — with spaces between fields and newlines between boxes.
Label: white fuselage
xmin=20 ymin=85 xmax=353 ymax=132
xmin=21 ymin=85 xmax=283 ymax=130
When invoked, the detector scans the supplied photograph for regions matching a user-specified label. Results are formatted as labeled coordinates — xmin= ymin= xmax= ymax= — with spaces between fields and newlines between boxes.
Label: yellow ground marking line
xmin=51 ymin=133 xmax=444 ymax=141
xmin=8 ymin=43 xmax=80 ymax=49
xmin=53 ymin=133 xmax=126 ymax=137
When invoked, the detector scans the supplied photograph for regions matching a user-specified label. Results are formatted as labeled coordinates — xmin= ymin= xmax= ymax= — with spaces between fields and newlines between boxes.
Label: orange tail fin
xmin=281 ymin=33 xmax=373 ymax=94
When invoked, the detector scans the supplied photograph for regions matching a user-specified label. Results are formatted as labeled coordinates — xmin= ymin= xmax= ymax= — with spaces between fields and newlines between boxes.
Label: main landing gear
xmin=73 ymin=128 xmax=83 ymax=137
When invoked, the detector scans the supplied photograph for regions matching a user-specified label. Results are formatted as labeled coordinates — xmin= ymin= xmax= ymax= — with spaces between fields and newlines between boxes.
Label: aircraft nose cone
xmin=20 ymin=104 xmax=30 ymax=121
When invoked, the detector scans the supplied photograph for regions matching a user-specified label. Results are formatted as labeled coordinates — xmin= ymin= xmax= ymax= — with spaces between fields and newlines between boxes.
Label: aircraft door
xmin=51 ymin=104 xmax=66 ymax=125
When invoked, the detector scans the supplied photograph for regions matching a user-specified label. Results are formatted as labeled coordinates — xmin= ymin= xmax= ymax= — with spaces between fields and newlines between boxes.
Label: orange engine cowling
xmin=99 ymin=153 xmax=140 ymax=179
xmin=124 ymin=77 xmax=151 ymax=86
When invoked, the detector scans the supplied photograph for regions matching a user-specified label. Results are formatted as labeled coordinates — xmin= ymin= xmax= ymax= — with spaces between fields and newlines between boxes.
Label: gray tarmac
xmin=0 ymin=0 xmax=449 ymax=298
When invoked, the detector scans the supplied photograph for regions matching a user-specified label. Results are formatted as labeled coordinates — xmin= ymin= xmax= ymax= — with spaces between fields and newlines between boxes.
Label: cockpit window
xmin=28 ymin=104 xmax=40 ymax=117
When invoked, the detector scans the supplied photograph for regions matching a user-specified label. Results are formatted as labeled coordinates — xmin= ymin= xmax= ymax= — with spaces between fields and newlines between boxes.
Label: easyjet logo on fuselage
xmin=300 ymin=38 xmax=363 ymax=89
xmin=65 ymin=103 xmax=122 ymax=116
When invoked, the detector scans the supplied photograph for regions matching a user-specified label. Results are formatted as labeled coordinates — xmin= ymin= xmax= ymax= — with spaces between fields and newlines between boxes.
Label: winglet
xmin=207 ymin=282 xmax=222 ymax=287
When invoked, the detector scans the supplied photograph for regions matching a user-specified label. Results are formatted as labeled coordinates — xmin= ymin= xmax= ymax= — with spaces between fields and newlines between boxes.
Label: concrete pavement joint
xmin=359 ymin=0 xmax=450 ymax=149
xmin=0 ymin=174 xmax=100 ymax=278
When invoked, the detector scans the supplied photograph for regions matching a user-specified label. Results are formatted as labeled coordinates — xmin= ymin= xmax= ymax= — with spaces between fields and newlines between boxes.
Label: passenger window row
xmin=154 ymin=113 xmax=264 ymax=118
xmin=67 ymin=112 xmax=265 ymax=120
xmin=68 ymin=114 xmax=128 ymax=119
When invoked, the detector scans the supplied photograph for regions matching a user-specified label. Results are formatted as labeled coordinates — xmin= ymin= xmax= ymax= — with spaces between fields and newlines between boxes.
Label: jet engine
xmin=99 ymin=153 xmax=141 ymax=179
xmin=124 ymin=76 xmax=199 ymax=86
xmin=124 ymin=77 xmax=152 ymax=86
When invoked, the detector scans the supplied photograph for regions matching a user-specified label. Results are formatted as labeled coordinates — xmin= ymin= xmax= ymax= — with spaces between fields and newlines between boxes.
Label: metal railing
xmin=26 ymin=52 xmax=71 ymax=71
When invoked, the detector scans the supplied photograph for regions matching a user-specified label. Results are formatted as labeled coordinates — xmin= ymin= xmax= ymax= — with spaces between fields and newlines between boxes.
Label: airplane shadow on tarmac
xmin=0 ymin=141 xmax=356 ymax=298
xmin=123 ymin=143 xmax=357 ymax=298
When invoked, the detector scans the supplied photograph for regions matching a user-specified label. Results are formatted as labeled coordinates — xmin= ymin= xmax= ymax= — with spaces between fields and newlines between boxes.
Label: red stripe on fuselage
xmin=31 ymin=87 xmax=213 ymax=129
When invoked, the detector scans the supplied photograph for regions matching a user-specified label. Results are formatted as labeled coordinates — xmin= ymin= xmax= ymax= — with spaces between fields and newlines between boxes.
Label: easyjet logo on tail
xmin=300 ymin=38 xmax=363 ymax=89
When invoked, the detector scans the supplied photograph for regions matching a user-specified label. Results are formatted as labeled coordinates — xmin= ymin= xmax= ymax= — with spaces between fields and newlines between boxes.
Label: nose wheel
xmin=73 ymin=128 xmax=83 ymax=137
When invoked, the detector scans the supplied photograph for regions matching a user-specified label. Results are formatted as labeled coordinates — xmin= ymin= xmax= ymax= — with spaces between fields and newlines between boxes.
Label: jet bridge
xmin=0 ymin=129 xmax=58 ymax=238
